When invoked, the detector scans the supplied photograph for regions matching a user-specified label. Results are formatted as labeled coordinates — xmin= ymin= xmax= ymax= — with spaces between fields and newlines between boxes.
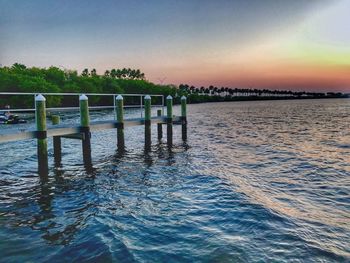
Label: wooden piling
xmin=116 ymin=95 xmax=125 ymax=150
xmin=157 ymin=109 xmax=162 ymax=140
xmin=166 ymin=95 xmax=173 ymax=146
xmin=51 ymin=115 xmax=62 ymax=166
xmin=79 ymin=94 xmax=92 ymax=164
xmin=181 ymin=96 xmax=187 ymax=141
xmin=144 ymin=95 xmax=151 ymax=150
xmin=35 ymin=94 xmax=48 ymax=176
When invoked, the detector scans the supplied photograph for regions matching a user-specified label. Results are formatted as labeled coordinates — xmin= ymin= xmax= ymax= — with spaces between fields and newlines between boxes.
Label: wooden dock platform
xmin=0 ymin=93 xmax=187 ymax=177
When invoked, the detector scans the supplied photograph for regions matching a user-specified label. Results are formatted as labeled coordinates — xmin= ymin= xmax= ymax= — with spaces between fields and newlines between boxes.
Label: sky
xmin=0 ymin=0 xmax=349 ymax=92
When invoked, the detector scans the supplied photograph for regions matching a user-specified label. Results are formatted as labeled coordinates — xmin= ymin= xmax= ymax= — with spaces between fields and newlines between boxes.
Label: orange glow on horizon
xmin=147 ymin=62 xmax=350 ymax=92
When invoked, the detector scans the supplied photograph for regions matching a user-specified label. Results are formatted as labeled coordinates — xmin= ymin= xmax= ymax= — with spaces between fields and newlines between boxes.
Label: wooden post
xmin=35 ymin=94 xmax=48 ymax=177
xmin=157 ymin=109 xmax=162 ymax=140
xmin=51 ymin=115 xmax=61 ymax=166
xmin=79 ymin=94 xmax=91 ymax=164
xmin=181 ymin=96 xmax=187 ymax=141
xmin=144 ymin=95 xmax=151 ymax=150
xmin=116 ymin=95 xmax=125 ymax=150
xmin=166 ymin=95 xmax=173 ymax=146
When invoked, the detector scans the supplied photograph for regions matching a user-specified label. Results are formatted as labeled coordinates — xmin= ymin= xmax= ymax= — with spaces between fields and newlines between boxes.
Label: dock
xmin=0 ymin=93 xmax=188 ymax=177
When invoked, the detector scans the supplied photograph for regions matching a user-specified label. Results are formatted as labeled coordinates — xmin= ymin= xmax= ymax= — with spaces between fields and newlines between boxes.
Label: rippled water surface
xmin=0 ymin=99 xmax=349 ymax=262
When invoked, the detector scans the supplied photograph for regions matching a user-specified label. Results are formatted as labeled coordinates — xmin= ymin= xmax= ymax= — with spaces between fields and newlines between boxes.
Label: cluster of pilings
xmin=34 ymin=94 xmax=187 ymax=176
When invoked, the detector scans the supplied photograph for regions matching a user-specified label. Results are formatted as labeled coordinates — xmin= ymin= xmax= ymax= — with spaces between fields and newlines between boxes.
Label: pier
xmin=0 ymin=93 xmax=187 ymax=176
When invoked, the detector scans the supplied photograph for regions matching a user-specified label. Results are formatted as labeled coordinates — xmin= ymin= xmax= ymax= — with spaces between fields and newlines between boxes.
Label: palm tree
xmin=115 ymin=69 xmax=122 ymax=79
xmin=90 ymin=68 xmax=97 ymax=76
xmin=228 ymin=89 xmax=234 ymax=97
xmin=12 ymin=63 xmax=26 ymax=70
xmin=126 ymin=68 xmax=132 ymax=79
xmin=110 ymin=69 xmax=116 ymax=78
xmin=220 ymin=87 xmax=225 ymax=97
xmin=135 ymin=69 xmax=141 ymax=79
xmin=104 ymin=70 xmax=110 ymax=77
xmin=225 ymin=87 xmax=229 ymax=97
xmin=82 ymin=68 xmax=89 ymax=76
xmin=200 ymin=86 xmax=205 ymax=95
xmin=121 ymin=68 xmax=127 ymax=79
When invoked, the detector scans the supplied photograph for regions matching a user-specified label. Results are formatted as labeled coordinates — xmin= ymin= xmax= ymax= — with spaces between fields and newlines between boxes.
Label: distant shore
xmin=1 ymin=64 xmax=348 ymax=109
xmin=183 ymin=93 xmax=348 ymax=105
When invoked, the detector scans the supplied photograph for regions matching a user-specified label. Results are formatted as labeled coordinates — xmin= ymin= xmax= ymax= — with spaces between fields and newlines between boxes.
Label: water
xmin=0 ymin=99 xmax=349 ymax=262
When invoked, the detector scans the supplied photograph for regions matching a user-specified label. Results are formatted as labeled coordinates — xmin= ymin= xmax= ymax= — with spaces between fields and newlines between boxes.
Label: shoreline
xmin=184 ymin=94 xmax=349 ymax=105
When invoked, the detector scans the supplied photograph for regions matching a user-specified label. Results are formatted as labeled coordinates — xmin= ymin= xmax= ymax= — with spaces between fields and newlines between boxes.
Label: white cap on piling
xmin=167 ymin=95 xmax=173 ymax=100
xmin=181 ymin=95 xmax=187 ymax=100
xmin=35 ymin=94 xmax=46 ymax=101
xmin=144 ymin=95 xmax=151 ymax=100
xmin=116 ymin=95 xmax=123 ymax=100
xmin=79 ymin=94 xmax=88 ymax=100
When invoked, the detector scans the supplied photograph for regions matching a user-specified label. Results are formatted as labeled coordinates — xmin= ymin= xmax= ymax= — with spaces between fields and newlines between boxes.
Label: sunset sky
xmin=0 ymin=0 xmax=349 ymax=92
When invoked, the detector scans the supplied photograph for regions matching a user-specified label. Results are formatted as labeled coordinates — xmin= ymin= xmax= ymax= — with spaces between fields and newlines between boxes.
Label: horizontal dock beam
xmin=0 ymin=116 xmax=181 ymax=144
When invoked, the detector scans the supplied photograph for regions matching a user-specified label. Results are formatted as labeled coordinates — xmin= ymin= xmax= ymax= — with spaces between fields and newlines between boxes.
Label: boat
xmin=0 ymin=114 xmax=27 ymax=124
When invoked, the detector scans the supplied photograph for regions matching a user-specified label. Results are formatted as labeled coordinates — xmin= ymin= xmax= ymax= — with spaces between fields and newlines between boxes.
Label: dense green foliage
xmin=0 ymin=63 xmax=346 ymax=109
xmin=0 ymin=64 xmax=177 ymax=108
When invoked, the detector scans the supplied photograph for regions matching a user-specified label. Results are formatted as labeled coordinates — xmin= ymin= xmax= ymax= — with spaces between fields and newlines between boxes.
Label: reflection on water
xmin=0 ymin=99 xmax=349 ymax=262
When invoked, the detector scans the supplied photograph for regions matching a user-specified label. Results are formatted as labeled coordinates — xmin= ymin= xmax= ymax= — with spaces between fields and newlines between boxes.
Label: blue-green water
xmin=0 ymin=99 xmax=349 ymax=262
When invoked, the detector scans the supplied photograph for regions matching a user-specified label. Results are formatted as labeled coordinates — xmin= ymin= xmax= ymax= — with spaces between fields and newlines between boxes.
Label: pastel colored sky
xmin=0 ymin=0 xmax=349 ymax=92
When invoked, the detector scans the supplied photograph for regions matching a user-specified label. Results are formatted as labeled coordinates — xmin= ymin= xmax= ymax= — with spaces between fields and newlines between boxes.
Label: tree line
xmin=0 ymin=63 xmax=176 ymax=108
xmin=82 ymin=67 xmax=145 ymax=80
xmin=0 ymin=63 xmax=346 ymax=109
xmin=179 ymin=84 xmax=346 ymax=102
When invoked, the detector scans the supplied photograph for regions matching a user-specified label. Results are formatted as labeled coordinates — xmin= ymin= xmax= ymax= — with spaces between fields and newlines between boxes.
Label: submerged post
xmin=144 ymin=95 xmax=151 ymax=150
xmin=181 ymin=96 xmax=187 ymax=141
xmin=51 ymin=115 xmax=62 ymax=166
xmin=116 ymin=95 xmax=125 ymax=150
xmin=79 ymin=94 xmax=91 ymax=164
xmin=166 ymin=95 xmax=173 ymax=146
xmin=157 ymin=109 xmax=162 ymax=140
xmin=35 ymin=94 xmax=48 ymax=176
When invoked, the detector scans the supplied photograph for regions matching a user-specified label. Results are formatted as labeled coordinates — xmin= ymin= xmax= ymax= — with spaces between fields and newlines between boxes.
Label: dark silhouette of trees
xmin=82 ymin=68 xmax=89 ymax=77
xmin=110 ymin=69 xmax=117 ymax=78
xmin=90 ymin=69 xmax=97 ymax=77
xmin=178 ymin=83 xmax=346 ymax=103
